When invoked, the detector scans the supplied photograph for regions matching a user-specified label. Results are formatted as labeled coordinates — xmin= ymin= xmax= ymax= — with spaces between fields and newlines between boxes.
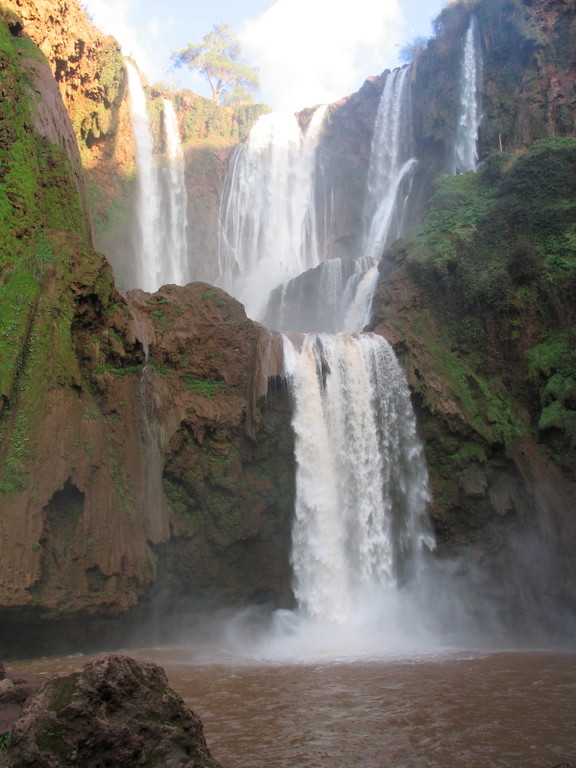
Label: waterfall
xmin=126 ymin=62 xmax=163 ymax=292
xmin=362 ymin=66 xmax=417 ymax=262
xmin=453 ymin=16 xmax=483 ymax=174
xmin=212 ymin=62 xmax=434 ymax=652
xmin=343 ymin=65 xmax=417 ymax=330
xmin=279 ymin=332 xmax=433 ymax=629
xmin=161 ymin=98 xmax=189 ymax=286
xmin=260 ymin=66 xmax=417 ymax=334
xmin=126 ymin=65 xmax=190 ymax=291
xmin=217 ymin=106 xmax=328 ymax=320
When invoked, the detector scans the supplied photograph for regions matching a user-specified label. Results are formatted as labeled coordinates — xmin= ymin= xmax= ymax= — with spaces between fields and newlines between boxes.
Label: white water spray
xmin=217 ymin=107 xmax=328 ymax=320
xmin=454 ymin=17 xmax=483 ymax=174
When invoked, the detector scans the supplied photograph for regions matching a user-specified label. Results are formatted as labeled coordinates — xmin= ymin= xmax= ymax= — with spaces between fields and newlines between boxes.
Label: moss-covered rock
xmin=2 ymin=655 xmax=222 ymax=768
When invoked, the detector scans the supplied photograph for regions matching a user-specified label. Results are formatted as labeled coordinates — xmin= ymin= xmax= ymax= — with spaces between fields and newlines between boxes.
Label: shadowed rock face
xmin=0 ymin=654 xmax=222 ymax=768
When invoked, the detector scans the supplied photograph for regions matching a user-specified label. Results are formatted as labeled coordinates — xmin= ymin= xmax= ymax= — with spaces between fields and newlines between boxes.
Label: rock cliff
xmin=371 ymin=137 xmax=576 ymax=621
xmin=0 ymin=8 xmax=291 ymax=656
xmin=0 ymin=0 xmax=575 ymax=653
xmin=0 ymin=0 xmax=267 ymax=291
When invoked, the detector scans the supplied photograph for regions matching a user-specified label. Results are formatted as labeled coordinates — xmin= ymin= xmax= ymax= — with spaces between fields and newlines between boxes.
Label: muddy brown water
xmin=9 ymin=648 xmax=576 ymax=767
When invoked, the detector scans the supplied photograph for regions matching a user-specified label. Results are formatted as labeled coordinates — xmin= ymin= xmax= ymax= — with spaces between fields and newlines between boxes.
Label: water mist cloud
xmin=239 ymin=0 xmax=404 ymax=112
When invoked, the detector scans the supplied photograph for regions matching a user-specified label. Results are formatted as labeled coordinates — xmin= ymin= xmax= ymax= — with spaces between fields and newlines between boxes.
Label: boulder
xmin=1 ymin=654 xmax=222 ymax=768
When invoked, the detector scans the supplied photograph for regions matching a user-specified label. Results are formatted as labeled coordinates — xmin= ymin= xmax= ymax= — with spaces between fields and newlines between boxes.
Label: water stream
xmin=125 ymin=66 xmax=190 ymax=291
xmin=453 ymin=16 xmax=483 ymax=174
xmin=161 ymin=98 xmax=189 ymax=286
xmin=126 ymin=62 xmax=162 ymax=291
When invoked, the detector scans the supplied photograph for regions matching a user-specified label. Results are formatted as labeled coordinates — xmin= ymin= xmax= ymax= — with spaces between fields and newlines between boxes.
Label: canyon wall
xmin=366 ymin=0 xmax=576 ymax=622
xmin=0 ymin=6 xmax=290 ymax=655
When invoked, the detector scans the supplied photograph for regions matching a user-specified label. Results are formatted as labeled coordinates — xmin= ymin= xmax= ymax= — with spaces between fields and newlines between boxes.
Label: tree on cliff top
xmin=172 ymin=23 xmax=260 ymax=104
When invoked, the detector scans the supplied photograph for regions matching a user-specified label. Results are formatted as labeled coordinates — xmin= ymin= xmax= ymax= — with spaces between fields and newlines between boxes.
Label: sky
xmin=83 ymin=0 xmax=448 ymax=112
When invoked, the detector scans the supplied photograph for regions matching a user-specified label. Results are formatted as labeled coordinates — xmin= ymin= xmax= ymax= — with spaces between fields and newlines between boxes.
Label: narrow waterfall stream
xmin=453 ymin=16 xmax=483 ymax=174
xmin=361 ymin=65 xmax=417 ymax=262
xmin=126 ymin=62 xmax=163 ymax=291
xmin=161 ymin=98 xmax=189 ymax=286
xmin=126 ymin=65 xmax=190 ymax=291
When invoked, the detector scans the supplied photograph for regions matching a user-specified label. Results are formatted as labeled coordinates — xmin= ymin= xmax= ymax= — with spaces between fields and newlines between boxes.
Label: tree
xmin=172 ymin=23 xmax=260 ymax=104
xmin=398 ymin=36 xmax=429 ymax=64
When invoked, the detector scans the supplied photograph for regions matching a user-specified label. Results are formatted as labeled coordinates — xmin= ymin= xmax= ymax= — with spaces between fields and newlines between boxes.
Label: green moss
xmin=418 ymin=172 xmax=495 ymax=246
xmin=451 ymin=442 xmax=487 ymax=465
xmin=34 ymin=726 xmax=70 ymax=761
xmin=183 ymin=375 xmax=226 ymax=399
xmin=0 ymin=731 xmax=13 ymax=752
xmin=72 ymin=40 xmax=125 ymax=163
xmin=174 ymin=90 xmax=268 ymax=144
xmin=526 ymin=330 xmax=576 ymax=440
xmin=92 ymin=363 xmax=140 ymax=377
xmin=48 ymin=675 xmax=79 ymax=714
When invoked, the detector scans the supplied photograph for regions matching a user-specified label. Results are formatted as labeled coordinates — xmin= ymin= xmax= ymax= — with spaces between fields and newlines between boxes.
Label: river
xmin=9 ymin=646 xmax=576 ymax=767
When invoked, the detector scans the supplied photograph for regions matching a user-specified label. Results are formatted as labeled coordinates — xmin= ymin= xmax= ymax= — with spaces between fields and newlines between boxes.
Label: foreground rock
xmin=0 ymin=670 xmax=42 ymax=739
xmin=0 ymin=655 xmax=222 ymax=768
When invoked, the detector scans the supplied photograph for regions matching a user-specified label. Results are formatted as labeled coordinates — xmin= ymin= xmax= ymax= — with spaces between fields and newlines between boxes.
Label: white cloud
xmin=240 ymin=0 xmax=404 ymax=112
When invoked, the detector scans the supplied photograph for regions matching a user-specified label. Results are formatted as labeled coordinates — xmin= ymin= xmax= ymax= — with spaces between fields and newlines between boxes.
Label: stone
xmin=2 ymin=654 xmax=222 ymax=768
xmin=459 ymin=470 xmax=488 ymax=498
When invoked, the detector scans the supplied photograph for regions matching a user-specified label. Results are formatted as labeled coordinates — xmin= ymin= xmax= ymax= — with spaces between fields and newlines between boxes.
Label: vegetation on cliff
xmin=0 ymin=13 xmax=87 ymax=491
xmin=373 ymin=137 xmax=576 ymax=551
xmin=172 ymin=22 xmax=260 ymax=104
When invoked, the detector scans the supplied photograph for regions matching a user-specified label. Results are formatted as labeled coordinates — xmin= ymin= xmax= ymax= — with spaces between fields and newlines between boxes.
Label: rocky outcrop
xmin=0 ymin=13 xmax=293 ymax=656
xmin=0 ymin=655 xmax=222 ymax=768
xmin=370 ymin=137 xmax=576 ymax=621
xmin=0 ymin=670 xmax=42 ymax=740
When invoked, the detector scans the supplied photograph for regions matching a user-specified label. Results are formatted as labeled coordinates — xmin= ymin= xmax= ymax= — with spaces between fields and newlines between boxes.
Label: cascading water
xmin=262 ymin=65 xmax=417 ymax=334
xmin=282 ymin=333 xmax=433 ymax=624
xmin=217 ymin=107 xmax=328 ymax=320
xmin=453 ymin=16 xmax=483 ymax=174
xmin=161 ymin=98 xmax=189 ymax=286
xmin=126 ymin=62 xmax=163 ymax=292
xmin=126 ymin=65 xmax=190 ymax=291
xmin=343 ymin=64 xmax=418 ymax=331
xmin=255 ymin=331 xmax=435 ymax=656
